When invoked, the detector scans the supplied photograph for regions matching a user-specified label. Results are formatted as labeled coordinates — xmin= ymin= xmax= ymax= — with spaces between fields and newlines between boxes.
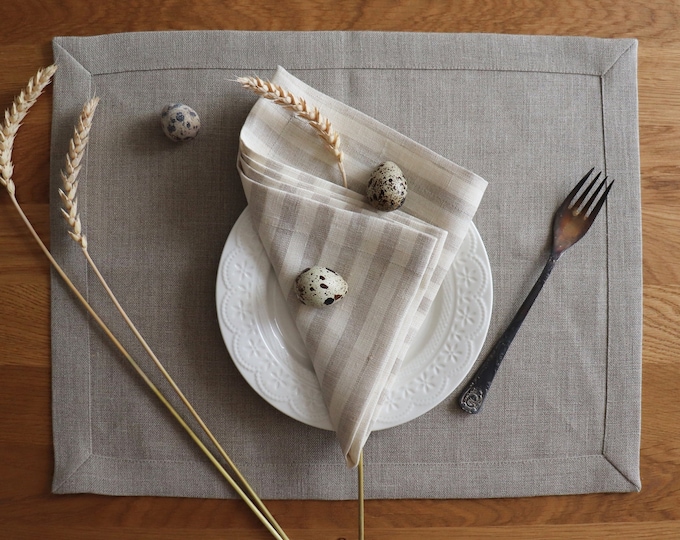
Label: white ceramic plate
xmin=216 ymin=207 xmax=492 ymax=431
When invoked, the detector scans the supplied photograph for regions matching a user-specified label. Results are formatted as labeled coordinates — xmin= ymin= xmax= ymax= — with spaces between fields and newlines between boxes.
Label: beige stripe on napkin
xmin=238 ymin=67 xmax=487 ymax=467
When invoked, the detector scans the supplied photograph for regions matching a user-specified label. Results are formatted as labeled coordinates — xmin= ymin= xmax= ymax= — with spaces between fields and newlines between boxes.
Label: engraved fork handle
xmin=458 ymin=253 xmax=560 ymax=414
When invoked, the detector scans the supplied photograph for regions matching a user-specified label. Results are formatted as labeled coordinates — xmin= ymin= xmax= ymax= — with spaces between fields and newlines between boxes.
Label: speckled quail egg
xmin=295 ymin=266 xmax=348 ymax=307
xmin=160 ymin=103 xmax=201 ymax=142
xmin=367 ymin=161 xmax=408 ymax=211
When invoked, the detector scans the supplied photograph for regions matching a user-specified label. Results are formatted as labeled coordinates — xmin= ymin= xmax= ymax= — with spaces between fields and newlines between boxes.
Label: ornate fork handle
xmin=458 ymin=253 xmax=559 ymax=414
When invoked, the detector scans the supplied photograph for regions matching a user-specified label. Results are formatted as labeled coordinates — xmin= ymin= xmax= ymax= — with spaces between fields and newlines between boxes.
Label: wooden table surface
xmin=0 ymin=1 xmax=677 ymax=539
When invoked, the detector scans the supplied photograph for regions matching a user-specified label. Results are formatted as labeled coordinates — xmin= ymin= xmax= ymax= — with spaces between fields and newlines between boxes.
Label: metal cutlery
xmin=458 ymin=168 xmax=614 ymax=414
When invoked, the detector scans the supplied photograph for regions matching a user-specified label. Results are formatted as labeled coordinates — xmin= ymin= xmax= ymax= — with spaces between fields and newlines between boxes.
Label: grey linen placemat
xmin=50 ymin=31 xmax=642 ymax=499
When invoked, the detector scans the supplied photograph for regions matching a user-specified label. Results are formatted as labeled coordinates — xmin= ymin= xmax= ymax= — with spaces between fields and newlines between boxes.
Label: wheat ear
xmin=58 ymin=99 xmax=288 ymax=540
xmin=237 ymin=75 xmax=348 ymax=188
xmin=0 ymin=64 xmax=58 ymax=190
xmin=58 ymin=96 xmax=99 ymax=249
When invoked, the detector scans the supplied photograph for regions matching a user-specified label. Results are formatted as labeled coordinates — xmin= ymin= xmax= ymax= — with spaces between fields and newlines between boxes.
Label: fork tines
xmin=568 ymin=168 xmax=615 ymax=217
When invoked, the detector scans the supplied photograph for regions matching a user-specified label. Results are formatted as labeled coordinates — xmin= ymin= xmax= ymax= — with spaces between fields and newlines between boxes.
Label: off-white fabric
xmin=238 ymin=67 xmax=487 ymax=466
xmin=49 ymin=31 xmax=642 ymax=499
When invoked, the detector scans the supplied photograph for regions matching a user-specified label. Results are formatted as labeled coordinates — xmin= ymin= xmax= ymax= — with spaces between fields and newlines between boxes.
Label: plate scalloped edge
xmin=216 ymin=207 xmax=493 ymax=431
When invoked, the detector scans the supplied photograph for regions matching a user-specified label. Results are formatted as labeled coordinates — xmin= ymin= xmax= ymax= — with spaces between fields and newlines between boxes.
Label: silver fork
xmin=458 ymin=169 xmax=615 ymax=414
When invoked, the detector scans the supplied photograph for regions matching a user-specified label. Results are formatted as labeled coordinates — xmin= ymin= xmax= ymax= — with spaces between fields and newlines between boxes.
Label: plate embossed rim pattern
xmin=216 ymin=207 xmax=493 ymax=431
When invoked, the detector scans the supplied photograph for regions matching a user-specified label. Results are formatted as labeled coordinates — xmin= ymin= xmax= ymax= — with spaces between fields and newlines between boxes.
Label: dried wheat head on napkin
xmin=237 ymin=67 xmax=487 ymax=467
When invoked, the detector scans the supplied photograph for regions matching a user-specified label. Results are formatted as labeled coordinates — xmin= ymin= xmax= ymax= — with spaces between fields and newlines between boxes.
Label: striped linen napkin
xmin=237 ymin=67 xmax=487 ymax=467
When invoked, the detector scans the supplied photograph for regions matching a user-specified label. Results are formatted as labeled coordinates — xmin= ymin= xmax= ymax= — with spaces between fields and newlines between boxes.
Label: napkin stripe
xmin=295 ymin=204 xmax=350 ymax=360
xmin=259 ymin=194 xmax=301 ymax=275
xmin=296 ymin=211 xmax=367 ymax=365
xmin=319 ymin=225 xmax=402 ymax=394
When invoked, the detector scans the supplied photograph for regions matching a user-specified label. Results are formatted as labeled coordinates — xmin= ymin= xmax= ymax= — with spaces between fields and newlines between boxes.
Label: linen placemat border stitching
xmin=54 ymin=453 xmax=633 ymax=499
xmin=599 ymin=39 xmax=642 ymax=490
xmin=53 ymin=31 xmax=636 ymax=77
xmin=49 ymin=44 xmax=98 ymax=493
xmin=50 ymin=31 xmax=641 ymax=498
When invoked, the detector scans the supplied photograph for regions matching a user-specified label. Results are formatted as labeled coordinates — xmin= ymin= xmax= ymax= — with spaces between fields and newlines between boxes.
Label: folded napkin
xmin=237 ymin=67 xmax=487 ymax=466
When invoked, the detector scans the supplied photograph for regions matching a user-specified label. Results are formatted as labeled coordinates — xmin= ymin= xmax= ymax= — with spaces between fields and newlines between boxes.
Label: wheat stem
xmin=237 ymin=75 xmax=348 ymax=188
xmin=83 ymin=248 xmax=288 ymax=540
xmin=358 ymin=450 xmax=365 ymax=540
xmin=59 ymin=98 xmax=289 ymax=540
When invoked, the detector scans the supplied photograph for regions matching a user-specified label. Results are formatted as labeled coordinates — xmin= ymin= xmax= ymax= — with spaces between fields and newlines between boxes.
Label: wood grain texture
xmin=1 ymin=0 xmax=679 ymax=538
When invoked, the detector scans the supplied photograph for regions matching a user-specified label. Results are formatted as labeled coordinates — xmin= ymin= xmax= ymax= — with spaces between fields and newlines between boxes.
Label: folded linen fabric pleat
xmin=237 ymin=67 xmax=487 ymax=467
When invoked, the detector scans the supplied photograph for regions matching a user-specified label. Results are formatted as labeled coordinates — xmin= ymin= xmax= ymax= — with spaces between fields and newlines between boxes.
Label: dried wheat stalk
xmin=1 ymin=69 xmax=286 ymax=540
xmin=0 ymin=64 xmax=58 ymax=190
xmin=237 ymin=75 xmax=348 ymax=188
